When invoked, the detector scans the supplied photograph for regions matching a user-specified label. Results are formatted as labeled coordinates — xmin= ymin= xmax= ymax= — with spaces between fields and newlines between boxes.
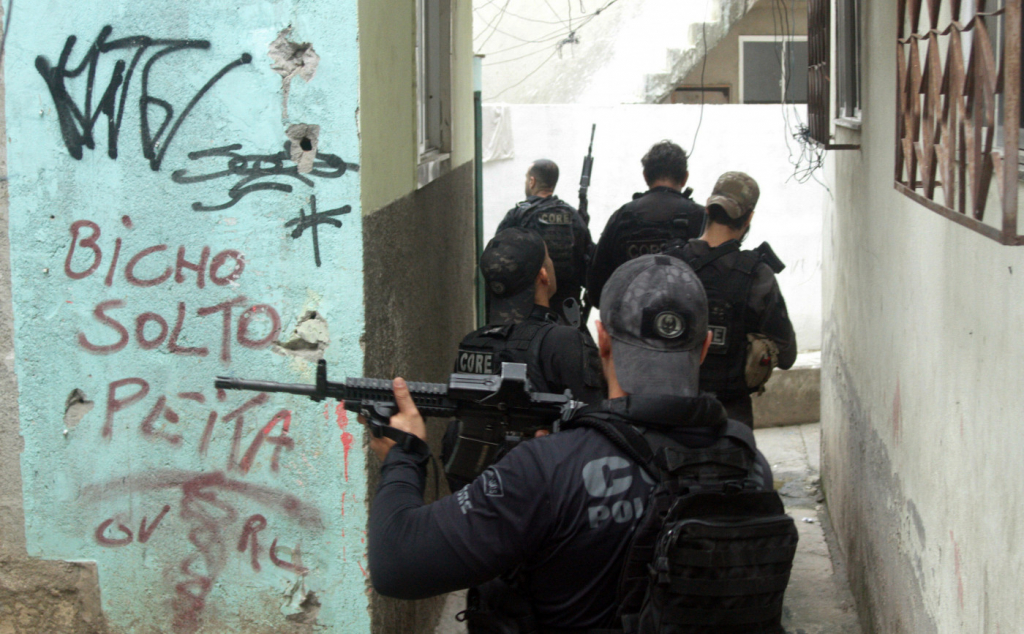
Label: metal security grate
xmin=808 ymin=0 xmax=860 ymax=149
xmin=808 ymin=0 xmax=832 ymax=144
xmin=895 ymin=0 xmax=1022 ymax=244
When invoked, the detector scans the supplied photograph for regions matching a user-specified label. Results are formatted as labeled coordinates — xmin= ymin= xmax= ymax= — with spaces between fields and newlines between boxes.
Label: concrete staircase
xmin=642 ymin=0 xmax=757 ymax=103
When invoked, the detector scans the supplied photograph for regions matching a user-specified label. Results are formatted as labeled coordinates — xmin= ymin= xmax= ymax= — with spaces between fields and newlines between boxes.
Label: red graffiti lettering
xmin=209 ymin=249 xmax=245 ymax=286
xmin=237 ymin=514 xmax=267 ymax=572
xmin=77 ymin=300 xmax=129 ymax=354
xmin=124 ymin=244 xmax=172 ymax=287
xmin=239 ymin=409 xmax=293 ymax=474
xmin=140 ymin=396 xmax=182 ymax=445
xmin=270 ymin=538 xmax=309 ymax=575
xmin=65 ymin=220 xmax=102 ymax=280
xmin=222 ymin=393 xmax=270 ymax=471
xmin=175 ymin=246 xmax=210 ymax=288
xmin=95 ymin=518 xmax=133 ymax=546
xmin=138 ymin=504 xmax=171 ymax=543
xmin=237 ymin=304 xmax=281 ymax=349
xmin=135 ymin=312 xmax=169 ymax=350
xmin=104 ymin=377 xmax=150 ymax=439
xmin=103 ymin=237 xmax=122 ymax=286
xmin=168 ymin=301 xmax=209 ymax=357
xmin=196 ymin=296 xmax=247 ymax=363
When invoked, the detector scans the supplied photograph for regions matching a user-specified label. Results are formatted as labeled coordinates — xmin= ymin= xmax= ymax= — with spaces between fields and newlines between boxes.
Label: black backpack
xmin=567 ymin=414 xmax=799 ymax=634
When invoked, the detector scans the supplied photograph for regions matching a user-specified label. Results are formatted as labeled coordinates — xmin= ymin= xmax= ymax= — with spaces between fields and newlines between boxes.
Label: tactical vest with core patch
xmin=614 ymin=198 xmax=699 ymax=265
xmin=514 ymin=197 xmax=586 ymax=297
xmin=679 ymin=241 xmax=760 ymax=399
xmin=453 ymin=319 xmax=557 ymax=393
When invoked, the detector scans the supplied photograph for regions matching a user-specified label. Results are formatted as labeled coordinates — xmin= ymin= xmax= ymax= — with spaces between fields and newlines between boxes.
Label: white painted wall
xmin=482 ymin=103 xmax=825 ymax=352
xmin=822 ymin=0 xmax=1024 ymax=631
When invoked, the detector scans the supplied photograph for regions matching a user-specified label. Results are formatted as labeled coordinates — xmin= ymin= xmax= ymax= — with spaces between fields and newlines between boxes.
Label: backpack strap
xmin=564 ymin=411 xmax=660 ymax=482
xmin=687 ymin=241 xmax=741 ymax=272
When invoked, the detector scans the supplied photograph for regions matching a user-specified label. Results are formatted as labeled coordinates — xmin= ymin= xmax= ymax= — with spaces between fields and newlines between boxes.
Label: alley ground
xmin=433 ymin=422 xmax=863 ymax=634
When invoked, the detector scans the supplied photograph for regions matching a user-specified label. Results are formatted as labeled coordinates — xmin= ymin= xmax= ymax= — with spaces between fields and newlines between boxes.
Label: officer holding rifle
xmin=362 ymin=255 xmax=776 ymax=631
xmin=442 ymin=227 xmax=604 ymax=492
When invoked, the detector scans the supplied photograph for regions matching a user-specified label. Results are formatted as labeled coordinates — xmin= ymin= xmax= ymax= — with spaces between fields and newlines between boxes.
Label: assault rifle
xmin=215 ymin=360 xmax=582 ymax=482
xmin=577 ymin=124 xmax=596 ymax=226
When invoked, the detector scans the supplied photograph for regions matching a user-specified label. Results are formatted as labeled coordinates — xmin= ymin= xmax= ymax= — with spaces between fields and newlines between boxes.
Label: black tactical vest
xmin=615 ymin=194 xmax=700 ymax=264
xmin=515 ymin=197 xmax=585 ymax=295
xmin=454 ymin=319 xmax=557 ymax=392
xmin=680 ymin=241 xmax=760 ymax=398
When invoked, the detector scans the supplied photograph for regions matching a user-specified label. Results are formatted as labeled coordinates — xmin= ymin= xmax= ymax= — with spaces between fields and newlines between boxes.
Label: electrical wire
xmin=476 ymin=0 xmax=513 ymax=50
xmin=488 ymin=49 xmax=561 ymax=99
xmin=480 ymin=0 xmax=621 ymax=99
xmin=689 ymin=0 xmax=712 ymax=158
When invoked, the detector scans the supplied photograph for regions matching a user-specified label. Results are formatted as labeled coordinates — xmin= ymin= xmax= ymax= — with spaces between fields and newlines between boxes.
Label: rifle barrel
xmin=215 ymin=377 xmax=320 ymax=397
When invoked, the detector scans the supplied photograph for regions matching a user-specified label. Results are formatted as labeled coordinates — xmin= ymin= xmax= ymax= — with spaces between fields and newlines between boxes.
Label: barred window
xmin=894 ymin=0 xmax=1022 ymax=244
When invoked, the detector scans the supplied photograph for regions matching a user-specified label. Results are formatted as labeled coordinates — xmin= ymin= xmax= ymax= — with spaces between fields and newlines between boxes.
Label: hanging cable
xmin=689 ymin=0 xmax=712 ymax=158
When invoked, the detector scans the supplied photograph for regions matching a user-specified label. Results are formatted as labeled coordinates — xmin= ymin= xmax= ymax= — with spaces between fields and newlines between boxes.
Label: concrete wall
xmin=359 ymin=1 xmax=476 ymax=632
xmin=482 ymin=104 xmax=824 ymax=352
xmin=675 ymin=0 xmax=808 ymax=104
xmin=822 ymin=0 xmax=1024 ymax=631
xmin=2 ymin=2 xmax=369 ymax=632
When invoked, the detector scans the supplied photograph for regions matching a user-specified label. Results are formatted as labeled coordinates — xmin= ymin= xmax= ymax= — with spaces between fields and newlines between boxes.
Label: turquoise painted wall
xmin=5 ymin=2 xmax=367 ymax=632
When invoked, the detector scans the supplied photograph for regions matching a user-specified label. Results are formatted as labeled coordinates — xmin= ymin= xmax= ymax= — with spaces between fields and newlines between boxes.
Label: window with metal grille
xmin=836 ymin=0 xmax=861 ymax=120
xmin=808 ymin=0 xmax=861 ymax=147
xmin=895 ymin=0 xmax=1022 ymax=244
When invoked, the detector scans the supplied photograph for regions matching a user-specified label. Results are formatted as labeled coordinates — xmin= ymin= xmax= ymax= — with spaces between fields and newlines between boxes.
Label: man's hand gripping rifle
xmin=215 ymin=360 xmax=582 ymax=482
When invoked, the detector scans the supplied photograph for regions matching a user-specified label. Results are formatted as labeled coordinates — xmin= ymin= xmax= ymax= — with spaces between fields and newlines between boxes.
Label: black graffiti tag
xmin=171 ymin=143 xmax=359 ymax=212
xmin=284 ymin=195 xmax=351 ymax=268
xmin=35 ymin=25 xmax=252 ymax=171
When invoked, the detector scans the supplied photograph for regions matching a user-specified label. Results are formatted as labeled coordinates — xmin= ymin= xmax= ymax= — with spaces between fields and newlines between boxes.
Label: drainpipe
xmin=474 ymin=55 xmax=486 ymax=328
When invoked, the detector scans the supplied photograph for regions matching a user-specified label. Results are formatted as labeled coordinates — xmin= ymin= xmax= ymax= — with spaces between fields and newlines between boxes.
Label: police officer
xmin=664 ymin=171 xmax=797 ymax=427
xmin=365 ymin=255 xmax=774 ymax=631
xmin=586 ymin=140 xmax=705 ymax=308
xmin=496 ymin=159 xmax=594 ymax=327
xmin=442 ymin=227 xmax=604 ymax=492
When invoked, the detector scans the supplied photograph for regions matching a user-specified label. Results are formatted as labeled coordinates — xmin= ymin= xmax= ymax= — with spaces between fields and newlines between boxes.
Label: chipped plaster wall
xmin=822 ymin=0 xmax=1024 ymax=631
xmin=2 ymin=2 xmax=370 ymax=632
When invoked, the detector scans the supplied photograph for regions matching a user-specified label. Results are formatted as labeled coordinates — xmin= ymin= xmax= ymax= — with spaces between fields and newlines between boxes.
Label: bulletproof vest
xmin=454 ymin=320 xmax=557 ymax=393
xmin=681 ymin=242 xmax=760 ymax=398
xmin=615 ymin=194 xmax=698 ymax=263
xmin=515 ymin=197 xmax=584 ymax=293
xmin=565 ymin=413 xmax=797 ymax=634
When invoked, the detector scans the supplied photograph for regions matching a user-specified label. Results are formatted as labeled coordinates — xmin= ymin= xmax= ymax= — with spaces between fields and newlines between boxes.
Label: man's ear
xmin=597 ymin=321 xmax=613 ymax=360
xmin=700 ymin=331 xmax=712 ymax=364
xmin=681 ymin=171 xmax=690 ymax=188
xmin=536 ymin=265 xmax=550 ymax=290
xmin=745 ymin=209 xmax=756 ymax=229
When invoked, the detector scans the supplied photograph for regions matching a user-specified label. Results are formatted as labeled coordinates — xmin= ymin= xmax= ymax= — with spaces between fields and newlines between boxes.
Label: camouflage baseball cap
xmin=600 ymin=254 xmax=709 ymax=396
xmin=481 ymin=228 xmax=547 ymax=323
xmin=706 ymin=171 xmax=760 ymax=219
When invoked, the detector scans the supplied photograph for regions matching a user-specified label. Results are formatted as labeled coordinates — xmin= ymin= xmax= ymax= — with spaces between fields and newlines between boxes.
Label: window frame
xmin=738 ymin=35 xmax=810 ymax=105
xmin=416 ymin=0 xmax=452 ymax=187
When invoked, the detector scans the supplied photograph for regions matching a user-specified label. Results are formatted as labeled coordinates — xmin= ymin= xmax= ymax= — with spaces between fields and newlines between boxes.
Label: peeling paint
xmin=285 ymin=124 xmax=320 ymax=174
xmin=273 ymin=311 xmax=331 ymax=360
xmin=268 ymin=27 xmax=320 ymax=119
xmin=62 ymin=389 xmax=94 ymax=429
